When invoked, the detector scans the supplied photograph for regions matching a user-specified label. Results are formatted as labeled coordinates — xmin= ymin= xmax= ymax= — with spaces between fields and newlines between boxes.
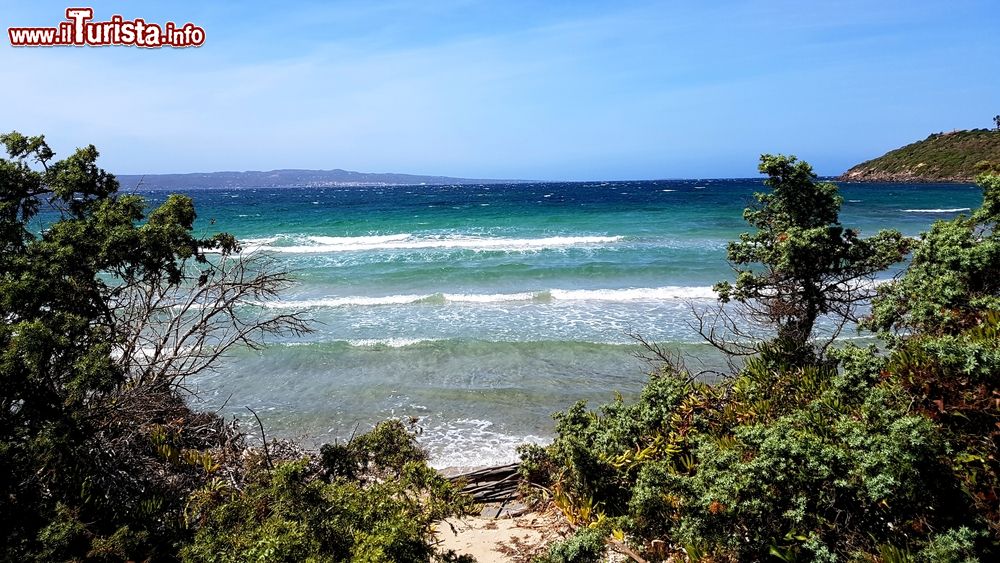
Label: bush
xmin=867 ymin=173 xmax=1000 ymax=539
xmin=525 ymin=347 xmax=983 ymax=560
xmin=182 ymin=421 xmax=473 ymax=563
xmin=536 ymin=528 xmax=606 ymax=563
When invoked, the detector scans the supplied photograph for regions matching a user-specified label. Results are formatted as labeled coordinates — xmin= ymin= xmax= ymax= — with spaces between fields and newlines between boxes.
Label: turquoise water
xmin=136 ymin=179 xmax=984 ymax=467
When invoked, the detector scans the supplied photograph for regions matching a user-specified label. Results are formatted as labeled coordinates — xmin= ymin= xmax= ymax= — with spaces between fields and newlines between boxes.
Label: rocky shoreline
xmin=837 ymin=168 xmax=975 ymax=183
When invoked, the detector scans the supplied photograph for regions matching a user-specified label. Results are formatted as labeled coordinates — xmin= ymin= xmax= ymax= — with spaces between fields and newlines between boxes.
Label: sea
xmin=133 ymin=178 xmax=983 ymax=469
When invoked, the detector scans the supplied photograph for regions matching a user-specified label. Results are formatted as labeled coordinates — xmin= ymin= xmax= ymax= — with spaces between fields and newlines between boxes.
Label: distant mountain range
xmin=115 ymin=169 xmax=526 ymax=190
xmin=840 ymin=128 xmax=1000 ymax=183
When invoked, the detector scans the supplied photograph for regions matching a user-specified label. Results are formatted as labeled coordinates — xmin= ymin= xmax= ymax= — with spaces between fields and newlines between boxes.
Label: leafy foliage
xmin=0 ymin=131 xmax=247 ymax=559
xmin=706 ymin=154 xmax=909 ymax=361
xmin=868 ymin=174 xmax=1000 ymax=336
xmin=526 ymin=167 xmax=1000 ymax=561
xmin=525 ymin=350 xmax=981 ymax=561
xmin=182 ymin=421 xmax=473 ymax=563
xmin=534 ymin=528 xmax=606 ymax=563
xmin=0 ymin=133 xmax=470 ymax=561
xmin=866 ymin=173 xmax=1000 ymax=538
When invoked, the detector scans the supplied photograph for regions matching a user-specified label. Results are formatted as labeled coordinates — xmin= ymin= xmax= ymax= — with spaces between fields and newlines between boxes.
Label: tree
xmin=701 ymin=154 xmax=910 ymax=363
xmin=111 ymin=250 xmax=309 ymax=387
xmin=994 ymin=114 xmax=1000 ymax=131
xmin=0 ymin=132 xmax=309 ymax=559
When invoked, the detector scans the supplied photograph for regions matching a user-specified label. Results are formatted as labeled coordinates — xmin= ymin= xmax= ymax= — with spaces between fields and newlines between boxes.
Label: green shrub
xmin=182 ymin=421 xmax=472 ymax=563
xmin=918 ymin=527 xmax=983 ymax=563
xmin=527 ymin=346 xmax=982 ymax=560
xmin=535 ymin=528 xmax=606 ymax=563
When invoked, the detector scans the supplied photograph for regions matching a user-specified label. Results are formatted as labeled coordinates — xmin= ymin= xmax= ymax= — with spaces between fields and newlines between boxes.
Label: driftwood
xmin=449 ymin=463 xmax=521 ymax=504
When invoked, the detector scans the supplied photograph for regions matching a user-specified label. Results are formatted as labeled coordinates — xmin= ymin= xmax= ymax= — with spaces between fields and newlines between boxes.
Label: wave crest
xmin=241 ymin=233 xmax=624 ymax=254
xmin=902 ymin=208 xmax=971 ymax=213
xmin=260 ymin=286 xmax=716 ymax=309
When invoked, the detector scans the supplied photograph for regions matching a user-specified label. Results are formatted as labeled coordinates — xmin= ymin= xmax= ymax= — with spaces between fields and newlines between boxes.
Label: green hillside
xmin=841 ymin=128 xmax=1000 ymax=182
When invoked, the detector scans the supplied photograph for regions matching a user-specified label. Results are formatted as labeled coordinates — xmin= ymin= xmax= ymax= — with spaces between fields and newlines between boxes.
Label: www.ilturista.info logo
xmin=8 ymin=8 xmax=205 ymax=48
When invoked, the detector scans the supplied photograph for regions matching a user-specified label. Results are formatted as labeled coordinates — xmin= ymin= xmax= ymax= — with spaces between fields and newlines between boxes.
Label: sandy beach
xmin=437 ymin=507 xmax=572 ymax=562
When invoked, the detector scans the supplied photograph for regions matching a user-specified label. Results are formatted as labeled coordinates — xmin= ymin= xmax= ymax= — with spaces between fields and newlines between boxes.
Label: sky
xmin=1 ymin=0 xmax=998 ymax=180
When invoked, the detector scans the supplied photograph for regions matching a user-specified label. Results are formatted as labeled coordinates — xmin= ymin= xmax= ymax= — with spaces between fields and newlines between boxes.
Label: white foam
xmin=420 ymin=418 xmax=550 ymax=470
xmin=345 ymin=338 xmax=434 ymax=348
xmin=259 ymin=285 xmax=716 ymax=309
xmin=902 ymin=208 xmax=970 ymax=213
xmin=550 ymin=286 xmax=716 ymax=300
xmin=263 ymin=295 xmax=428 ymax=308
xmin=307 ymin=233 xmax=413 ymax=246
xmin=241 ymin=235 xmax=282 ymax=245
xmin=245 ymin=234 xmax=624 ymax=254
xmin=441 ymin=291 xmax=539 ymax=303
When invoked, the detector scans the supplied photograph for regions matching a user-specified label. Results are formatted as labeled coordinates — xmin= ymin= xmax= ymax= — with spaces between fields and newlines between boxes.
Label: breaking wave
xmin=259 ymin=286 xmax=716 ymax=309
xmin=240 ymin=233 xmax=625 ymax=254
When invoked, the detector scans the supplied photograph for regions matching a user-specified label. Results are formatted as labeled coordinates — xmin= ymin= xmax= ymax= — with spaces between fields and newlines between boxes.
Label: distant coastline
xmin=840 ymin=128 xmax=1000 ymax=183
xmin=120 ymin=125 xmax=1000 ymax=192
xmin=116 ymin=168 xmax=531 ymax=190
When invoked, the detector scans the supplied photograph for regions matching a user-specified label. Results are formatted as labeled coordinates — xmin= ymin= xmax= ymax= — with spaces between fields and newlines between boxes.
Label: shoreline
xmin=836 ymin=176 xmax=979 ymax=184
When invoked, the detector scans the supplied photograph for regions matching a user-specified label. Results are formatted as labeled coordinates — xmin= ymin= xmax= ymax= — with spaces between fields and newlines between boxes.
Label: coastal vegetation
xmin=522 ymin=157 xmax=1000 ymax=561
xmin=0 ymin=132 xmax=472 ymax=562
xmin=841 ymin=127 xmax=1000 ymax=183
xmin=700 ymin=154 xmax=910 ymax=363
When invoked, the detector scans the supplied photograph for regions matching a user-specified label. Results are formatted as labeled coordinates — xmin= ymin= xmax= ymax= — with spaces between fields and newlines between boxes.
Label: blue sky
xmin=1 ymin=0 xmax=998 ymax=180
